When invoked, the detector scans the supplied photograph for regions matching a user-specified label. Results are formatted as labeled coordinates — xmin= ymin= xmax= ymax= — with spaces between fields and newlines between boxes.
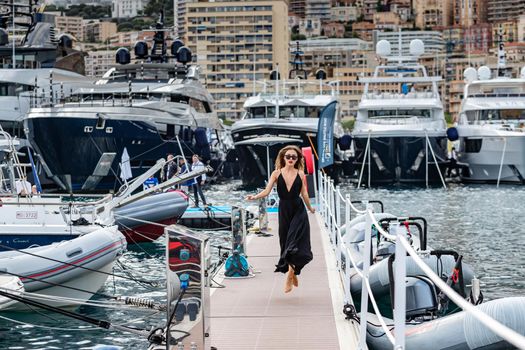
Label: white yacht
xmin=231 ymin=44 xmax=350 ymax=188
xmin=352 ymin=38 xmax=447 ymax=184
xmin=454 ymin=66 xmax=525 ymax=183
xmin=23 ymin=15 xmax=222 ymax=192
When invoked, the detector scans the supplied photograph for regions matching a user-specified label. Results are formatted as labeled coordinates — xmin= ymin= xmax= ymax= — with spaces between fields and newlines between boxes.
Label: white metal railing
xmin=317 ymin=171 xmax=525 ymax=350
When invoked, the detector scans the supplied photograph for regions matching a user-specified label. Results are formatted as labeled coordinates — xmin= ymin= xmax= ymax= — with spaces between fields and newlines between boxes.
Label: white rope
xmin=368 ymin=211 xmax=396 ymax=240
xmin=399 ymin=235 xmax=525 ymax=350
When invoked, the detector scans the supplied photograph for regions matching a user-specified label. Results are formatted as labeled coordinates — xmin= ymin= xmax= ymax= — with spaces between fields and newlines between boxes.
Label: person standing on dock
xmin=161 ymin=153 xmax=178 ymax=182
xmin=246 ymin=145 xmax=314 ymax=293
xmin=191 ymin=154 xmax=207 ymax=207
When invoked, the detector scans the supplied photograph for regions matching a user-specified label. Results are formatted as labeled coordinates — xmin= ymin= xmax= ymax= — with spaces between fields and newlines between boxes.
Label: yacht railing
xmin=255 ymin=79 xmax=340 ymax=98
xmin=317 ymin=172 xmax=525 ymax=349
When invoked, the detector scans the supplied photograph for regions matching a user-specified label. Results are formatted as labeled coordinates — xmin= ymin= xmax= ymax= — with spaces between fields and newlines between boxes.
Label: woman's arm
xmin=246 ymin=170 xmax=278 ymax=200
xmin=299 ymin=171 xmax=315 ymax=213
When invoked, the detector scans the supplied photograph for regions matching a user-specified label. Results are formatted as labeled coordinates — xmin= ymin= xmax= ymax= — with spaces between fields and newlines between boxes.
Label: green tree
xmin=143 ymin=0 xmax=174 ymax=25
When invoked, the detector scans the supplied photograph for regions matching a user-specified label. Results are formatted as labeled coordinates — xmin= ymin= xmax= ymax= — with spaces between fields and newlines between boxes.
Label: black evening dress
xmin=274 ymin=171 xmax=313 ymax=275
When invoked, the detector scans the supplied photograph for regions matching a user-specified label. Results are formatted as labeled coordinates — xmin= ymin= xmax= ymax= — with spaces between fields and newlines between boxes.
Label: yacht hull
xmin=352 ymin=135 xmax=447 ymax=184
xmin=25 ymin=117 xmax=207 ymax=192
xmin=459 ymin=136 xmax=525 ymax=183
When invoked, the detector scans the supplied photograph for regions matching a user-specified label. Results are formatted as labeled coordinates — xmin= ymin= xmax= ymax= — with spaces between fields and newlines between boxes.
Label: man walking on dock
xmin=191 ymin=154 xmax=207 ymax=207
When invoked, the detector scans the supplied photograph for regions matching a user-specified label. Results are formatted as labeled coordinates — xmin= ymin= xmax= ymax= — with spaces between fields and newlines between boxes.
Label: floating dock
xmin=209 ymin=212 xmax=360 ymax=349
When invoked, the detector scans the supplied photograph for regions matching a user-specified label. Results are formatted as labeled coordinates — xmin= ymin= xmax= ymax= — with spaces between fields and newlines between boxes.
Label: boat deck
xmin=210 ymin=212 xmax=360 ymax=349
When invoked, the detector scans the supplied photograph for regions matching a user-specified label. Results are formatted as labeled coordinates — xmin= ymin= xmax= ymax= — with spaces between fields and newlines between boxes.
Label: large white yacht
xmin=0 ymin=1 xmax=86 ymax=136
xmin=23 ymin=15 xmax=222 ymax=192
xmin=231 ymin=44 xmax=349 ymax=188
xmin=352 ymin=38 xmax=447 ymax=184
xmin=454 ymin=66 xmax=525 ymax=183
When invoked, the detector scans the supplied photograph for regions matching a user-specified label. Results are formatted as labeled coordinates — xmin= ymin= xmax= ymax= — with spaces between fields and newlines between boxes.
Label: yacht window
xmin=96 ymin=115 xmax=106 ymax=129
xmin=476 ymin=109 xmax=525 ymax=122
xmin=0 ymin=82 xmax=34 ymax=96
xmin=368 ymin=109 xmax=431 ymax=118
xmin=171 ymin=95 xmax=190 ymax=104
xmin=246 ymin=106 xmax=275 ymax=118
xmin=189 ymin=98 xmax=207 ymax=113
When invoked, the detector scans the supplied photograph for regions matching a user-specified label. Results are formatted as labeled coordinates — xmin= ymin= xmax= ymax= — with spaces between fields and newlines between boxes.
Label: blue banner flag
xmin=27 ymin=148 xmax=42 ymax=193
xmin=317 ymin=101 xmax=337 ymax=168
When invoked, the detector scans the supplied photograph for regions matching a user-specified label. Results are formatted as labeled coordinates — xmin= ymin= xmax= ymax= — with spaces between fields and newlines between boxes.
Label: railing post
xmin=318 ymin=171 xmax=323 ymax=217
xmin=393 ymin=222 xmax=406 ymax=350
xmin=344 ymin=193 xmax=351 ymax=303
xmin=359 ymin=203 xmax=373 ymax=350
xmin=329 ymin=179 xmax=335 ymax=242
xmin=335 ymin=186 xmax=342 ymax=269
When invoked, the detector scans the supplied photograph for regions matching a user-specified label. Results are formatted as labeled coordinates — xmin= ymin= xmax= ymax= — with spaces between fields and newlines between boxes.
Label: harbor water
xmin=0 ymin=180 xmax=524 ymax=349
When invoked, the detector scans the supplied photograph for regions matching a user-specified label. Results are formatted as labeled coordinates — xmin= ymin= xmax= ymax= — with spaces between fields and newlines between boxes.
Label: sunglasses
xmin=285 ymin=154 xmax=298 ymax=160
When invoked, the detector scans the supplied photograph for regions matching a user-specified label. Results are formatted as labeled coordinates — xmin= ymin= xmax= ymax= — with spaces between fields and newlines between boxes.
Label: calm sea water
xmin=1 ymin=180 xmax=524 ymax=349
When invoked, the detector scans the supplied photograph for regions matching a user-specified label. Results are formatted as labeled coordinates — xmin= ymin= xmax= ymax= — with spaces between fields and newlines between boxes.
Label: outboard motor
xmin=405 ymin=276 xmax=438 ymax=319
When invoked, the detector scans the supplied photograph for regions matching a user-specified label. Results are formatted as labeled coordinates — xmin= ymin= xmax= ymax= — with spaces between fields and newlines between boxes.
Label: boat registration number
xmin=16 ymin=211 xmax=38 ymax=219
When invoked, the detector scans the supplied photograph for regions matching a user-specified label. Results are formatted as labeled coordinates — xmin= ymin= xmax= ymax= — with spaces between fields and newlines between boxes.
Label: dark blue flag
xmin=317 ymin=101 xmax=337 ymax=168
xmin=28 ymin=148 xmax=42 ymax=193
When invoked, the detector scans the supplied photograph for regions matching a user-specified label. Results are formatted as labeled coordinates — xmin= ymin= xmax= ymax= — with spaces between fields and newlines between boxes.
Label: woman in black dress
xmin=247 ymin=145 xmax=315 ymax=293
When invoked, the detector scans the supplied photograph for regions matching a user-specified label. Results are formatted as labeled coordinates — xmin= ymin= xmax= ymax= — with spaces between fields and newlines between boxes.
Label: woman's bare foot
xmin=292 ymin=274 xmax=298 ymax=287
xmin=284 ymin=271 xmax=294 ymax=293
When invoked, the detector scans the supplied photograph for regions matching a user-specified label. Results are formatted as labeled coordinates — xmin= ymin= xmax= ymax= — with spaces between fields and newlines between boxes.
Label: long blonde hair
xmin=274 ymin=145 xmax=304 ymax=171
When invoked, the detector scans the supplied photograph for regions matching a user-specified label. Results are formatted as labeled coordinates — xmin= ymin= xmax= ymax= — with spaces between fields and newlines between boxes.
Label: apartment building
xmin=487 ymin=0 xmax=525 ymax=23
xmin=305 ymin=0 xmax=331 ymax=21
xmin=452 ymin=0 xmax=487 ymax=27
xmin=414 ymin=0 xmax=452 ymax=29
xmin=111 ymin=0 xmax=148 ymax=18
xmin=374 ymin=31 xmax=445 ymax=56
xmin=85 ymin=50 xmax=113 ymax=77
xmin=330 ymin=6 xmax=359 ymax=23
xmin=84 ymin=20 xmax=117 ymax=43
xmin=184 ymin=1 xmax=289 ymax=120
xmin=55 ymin=15 xmax=83 ymax=40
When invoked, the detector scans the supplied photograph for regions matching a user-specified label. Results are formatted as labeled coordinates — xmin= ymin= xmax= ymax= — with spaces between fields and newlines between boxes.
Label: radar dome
xmin=176 ymin=46 xmax=192 ymax=64
xmin=171 ymin=39 xmax=184 ymax=56
xmin=270 ymin=70 xmax=281 ymax=80
xmin=315 ymin=69 xmax=327 ymax=80
xmin=116 ymin=48 xmax=131 ymax=65
xmin=409 ymin=39 xmax=425 ymax=56
xmin=58 ymin=34 xmax=73 ymax=49
xmin=134 ymin=41 xmax=148 ymax=59
xmin=376 ymin=40 xmax=391 ymax=57
xmin=463 ymin=67 xmax=478 ymax=82
xmin=477 ymin=66 xmax=491 ymax=80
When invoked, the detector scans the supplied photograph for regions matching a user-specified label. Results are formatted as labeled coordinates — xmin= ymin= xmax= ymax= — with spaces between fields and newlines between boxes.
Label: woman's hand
xmin=308 ymin=207 xmax=316 ymax=214
xmin=246 ymin=194 xmax=257 ymax=201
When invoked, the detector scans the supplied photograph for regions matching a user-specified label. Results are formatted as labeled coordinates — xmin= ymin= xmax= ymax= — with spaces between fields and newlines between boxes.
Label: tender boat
xmin=343 ymin=212 xmax=525 ymax=350
xmin=0 ymin=225 xmax=126 ymax=311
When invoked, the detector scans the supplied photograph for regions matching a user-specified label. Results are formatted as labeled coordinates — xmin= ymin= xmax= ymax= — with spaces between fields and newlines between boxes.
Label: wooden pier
xmin=210 ymin=212 xmax=360 ymax=349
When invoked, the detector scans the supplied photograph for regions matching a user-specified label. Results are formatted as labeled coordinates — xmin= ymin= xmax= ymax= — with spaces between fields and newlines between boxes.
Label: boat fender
xmin=464 ymin=297 xmax=525 ymax=349
xmin=224 ymin=250 xmax=249 ymax=277
xmin=302 ymin=147 xmax=314 ymax=174
xmin=446 ymin=127 xmax=459 ymax=142
xmin=339 ymin=135 xmax=352 ymax=151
